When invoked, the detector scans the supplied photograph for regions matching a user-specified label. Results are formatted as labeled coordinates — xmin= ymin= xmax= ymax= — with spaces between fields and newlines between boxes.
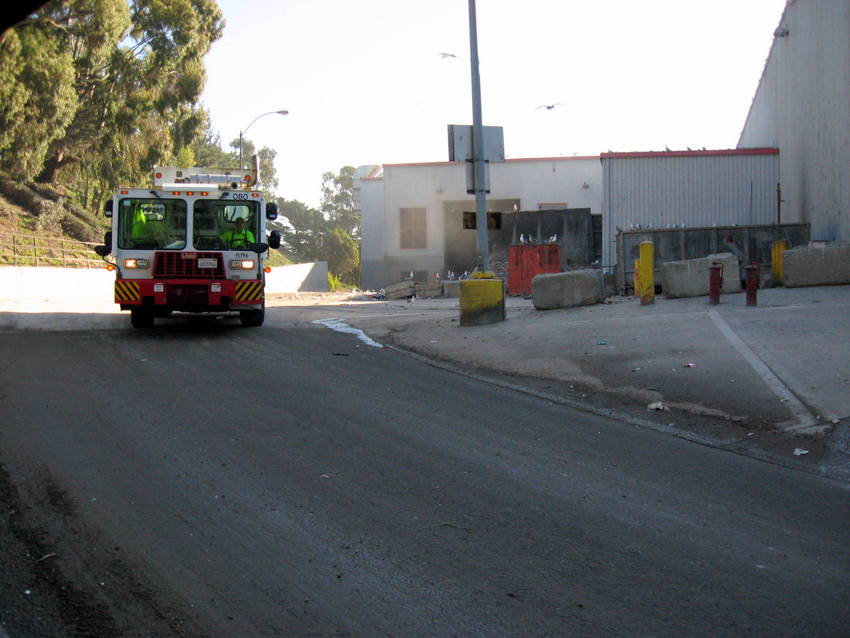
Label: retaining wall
xmin=0 ymin=262 xmax=329 ymax=302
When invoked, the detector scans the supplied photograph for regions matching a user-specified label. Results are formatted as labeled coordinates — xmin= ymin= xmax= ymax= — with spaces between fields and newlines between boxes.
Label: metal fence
xmin=0 ymin=231 xmax=105 ymax=268
xmin=615 ymin=223 xmax=810 ymax=293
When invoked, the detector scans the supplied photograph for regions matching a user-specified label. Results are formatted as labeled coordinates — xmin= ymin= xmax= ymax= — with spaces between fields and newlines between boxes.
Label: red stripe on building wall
xmin=600 ymin=148 xmax=778 ymax=159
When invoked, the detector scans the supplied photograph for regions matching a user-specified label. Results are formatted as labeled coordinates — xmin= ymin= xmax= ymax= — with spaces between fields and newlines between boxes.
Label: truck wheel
xmin=130 ymin=308 xmax=154 ymax=329
xmin=240 ymin=304 xmax=265 ymax=327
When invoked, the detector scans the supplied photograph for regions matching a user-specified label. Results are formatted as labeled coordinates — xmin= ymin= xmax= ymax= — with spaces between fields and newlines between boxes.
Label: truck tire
xmin=130 ymin=308 xmax=154 ymax=329
xmin=239 ymin=303 xmax=264 ymax=327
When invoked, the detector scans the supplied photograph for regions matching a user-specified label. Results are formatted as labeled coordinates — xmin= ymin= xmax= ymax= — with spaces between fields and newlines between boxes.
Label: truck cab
xmin=96 ymin=160 xmax=281 ymax=328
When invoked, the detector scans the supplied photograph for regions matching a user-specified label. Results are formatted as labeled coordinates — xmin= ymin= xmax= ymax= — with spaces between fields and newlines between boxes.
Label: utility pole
xmin=468 ymin=0 xmax=489 ymax=272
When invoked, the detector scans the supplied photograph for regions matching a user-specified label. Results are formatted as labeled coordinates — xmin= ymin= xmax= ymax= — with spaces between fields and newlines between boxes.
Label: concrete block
xmin=531 ymin=269 xmax=604 ymax=310
xmin=383 ymin=280 xmax=415 ymax=300
xmin=415 ymin=282 xmax=443 ymax=298
xmin=661 ymin=253 xmax=741 ymax=299
xmin=783 ymin=244 xmax=850 ymax=287
xmin=442 ymin=280 xmax=460 ymax=297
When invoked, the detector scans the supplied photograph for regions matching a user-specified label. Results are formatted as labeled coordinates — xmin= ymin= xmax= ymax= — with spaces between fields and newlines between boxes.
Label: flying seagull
xmin=536 ymin=103 xmax=567 ymax=110
xmin=439 ymin=52 xmax=457 ymax=59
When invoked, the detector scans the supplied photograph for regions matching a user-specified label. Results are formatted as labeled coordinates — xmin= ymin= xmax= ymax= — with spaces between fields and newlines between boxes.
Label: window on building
xmin=400 ymin=208 xmax=426 ymax=249
xmin=462 ymin=211 xmax=502 ymax=229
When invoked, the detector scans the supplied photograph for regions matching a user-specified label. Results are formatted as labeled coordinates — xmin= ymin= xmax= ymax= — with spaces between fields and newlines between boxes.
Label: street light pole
xmin=468 ymin=0 xmax=489 ymax=272
xmin=239 ymin=109 xmax=289 ymax=168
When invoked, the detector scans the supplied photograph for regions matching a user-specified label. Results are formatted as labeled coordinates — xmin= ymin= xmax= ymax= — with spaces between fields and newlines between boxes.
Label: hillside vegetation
xmin=0 ymin=173 xmax=107 ymax=241
xmin=1 ymin=2 xmax=348 ymax=277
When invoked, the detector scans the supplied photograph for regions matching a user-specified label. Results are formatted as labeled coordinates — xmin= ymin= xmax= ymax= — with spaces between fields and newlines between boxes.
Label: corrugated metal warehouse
xmin=600 ymin=149 xmax=780 ymax=269
xmin=738 ymin=0 xmax=849 ymax=243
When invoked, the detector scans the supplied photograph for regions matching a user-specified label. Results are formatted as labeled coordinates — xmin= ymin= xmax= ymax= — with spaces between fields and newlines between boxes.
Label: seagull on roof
xmin=536 ymin=103 xmax=567 ymax=110
xmin=439 ymin=52 xmax=457 ymax=58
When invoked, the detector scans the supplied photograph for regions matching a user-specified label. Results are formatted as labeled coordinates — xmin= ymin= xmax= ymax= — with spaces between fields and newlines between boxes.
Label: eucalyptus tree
xmin=0 ymin=0 xmax=224 ymax=203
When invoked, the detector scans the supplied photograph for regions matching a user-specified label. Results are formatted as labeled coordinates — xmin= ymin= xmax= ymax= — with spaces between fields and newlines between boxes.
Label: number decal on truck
xmin=232 ymin=192 xmax=249 ymax=200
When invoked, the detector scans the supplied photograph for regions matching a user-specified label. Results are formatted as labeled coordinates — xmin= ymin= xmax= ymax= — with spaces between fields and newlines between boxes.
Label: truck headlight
xmin=230 ymin=259 xmax=255 ymax=270
xmin=124 ymin=258 xmax=149 ymax=269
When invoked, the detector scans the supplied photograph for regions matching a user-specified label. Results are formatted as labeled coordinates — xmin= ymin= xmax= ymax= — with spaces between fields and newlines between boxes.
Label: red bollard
xmin=708 ymin=262 xmax=723 ymax=305
xmin=745 ymin=263 xmax=759 ymax=306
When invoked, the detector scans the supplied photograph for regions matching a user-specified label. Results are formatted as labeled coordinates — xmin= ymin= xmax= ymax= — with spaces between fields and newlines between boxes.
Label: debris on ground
xmin=648 ymin=402 xmax=669 ymax=412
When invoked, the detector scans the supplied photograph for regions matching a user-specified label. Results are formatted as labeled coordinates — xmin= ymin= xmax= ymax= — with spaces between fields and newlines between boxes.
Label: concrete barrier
xmin=531 ymin=269 xmax=604 ymax=310
xmin=661 ymin=253 xmax=741 ymax=298
xmin=383 ymin=280 xmax=415 ymax=300
xmin=266 ymin=262 xmax=328 ymax=293
xmin=415 ymin=282 xmax=443 ymax=299
xmin=783 ymin=245 xmax=850 ymax=288
xmin=0 ymin=266 xmax=113 ymax=301
xmin=442 ymin=280 xmax=460 ymax=297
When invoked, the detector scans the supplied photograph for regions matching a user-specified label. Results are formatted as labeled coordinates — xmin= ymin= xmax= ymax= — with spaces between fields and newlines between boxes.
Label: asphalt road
xmin=1 ymin=318 xmax=849 ymax=636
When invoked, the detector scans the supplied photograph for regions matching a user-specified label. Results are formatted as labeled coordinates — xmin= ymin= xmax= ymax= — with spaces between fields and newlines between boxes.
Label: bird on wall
xmin=536 ymin=103 xmax=567 ymax=110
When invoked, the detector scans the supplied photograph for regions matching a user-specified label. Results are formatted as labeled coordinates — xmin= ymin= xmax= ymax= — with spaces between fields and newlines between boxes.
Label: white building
xmin=357 ymin=157 xmax=602 ymax=290
xmin=738 ymin=0 xmax=850 ymax=243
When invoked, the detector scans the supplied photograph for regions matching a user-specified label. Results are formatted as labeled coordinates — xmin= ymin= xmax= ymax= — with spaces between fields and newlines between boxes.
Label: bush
xmin=34 ymin=199 xmax=65 ymax=232
xmin=327 ymin=271 xmax=347 ymax=291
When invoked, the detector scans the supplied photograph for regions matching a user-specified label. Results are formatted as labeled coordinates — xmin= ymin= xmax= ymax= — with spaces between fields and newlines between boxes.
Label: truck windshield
xmin=192 ymin=200 xmax=259 ymax=250
xmin=118 ymin=198 xmax=187 ymax=250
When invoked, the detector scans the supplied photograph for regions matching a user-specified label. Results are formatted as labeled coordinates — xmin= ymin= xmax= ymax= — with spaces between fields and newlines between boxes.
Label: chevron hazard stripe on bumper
xmin=234 ymin=280 xmax=264 ymax=303
xmin=115 ymin=280 xmax=140 ymax=302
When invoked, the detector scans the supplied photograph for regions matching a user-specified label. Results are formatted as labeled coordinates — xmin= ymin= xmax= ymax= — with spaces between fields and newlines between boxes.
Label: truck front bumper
xmin=116 ymin=279 xmax=263 ymax=310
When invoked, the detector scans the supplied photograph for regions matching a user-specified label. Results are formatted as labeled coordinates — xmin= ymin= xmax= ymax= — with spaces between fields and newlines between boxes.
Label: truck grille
xmin=152 ymin=252 xmax=225 ymax=279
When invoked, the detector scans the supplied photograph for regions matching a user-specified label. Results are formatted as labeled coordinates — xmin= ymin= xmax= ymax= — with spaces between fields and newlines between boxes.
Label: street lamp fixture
xmin=239 ymin=109 xmax=289 ymax=168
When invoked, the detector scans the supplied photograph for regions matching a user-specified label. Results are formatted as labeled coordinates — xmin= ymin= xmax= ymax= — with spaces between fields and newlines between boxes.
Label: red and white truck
xmin=95 ymin=158 xmax=281 ymax=328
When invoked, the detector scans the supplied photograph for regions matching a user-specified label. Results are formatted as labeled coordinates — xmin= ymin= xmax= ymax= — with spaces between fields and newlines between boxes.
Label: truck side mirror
xmin=266 ymin=202 xmax=278 ymax=220
xmin=250 ymin=242 xmax=269 ymax=254
xmin=267 ymin=230 xmax=282 ymax=249
xmin=104 ymin=230 xmax=112 ymax=245
xmin=94 ymin=245 xmax=111 ymax=257
xmin=103 ymin=200 xmax=113 ymax=218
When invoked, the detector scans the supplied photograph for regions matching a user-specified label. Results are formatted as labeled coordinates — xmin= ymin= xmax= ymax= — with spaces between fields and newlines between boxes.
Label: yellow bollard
xmin=638 ymin=241 xmax=655 ymax=305
xmin=459 ymin=276 xmax=505 ymax=326
xmin=772 ymin=239 xmax=790 ymax=286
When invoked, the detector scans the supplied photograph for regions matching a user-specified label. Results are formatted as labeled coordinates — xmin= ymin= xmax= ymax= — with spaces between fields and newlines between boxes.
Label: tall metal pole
xmin=468 ymin=0 xmax=489 ymax=272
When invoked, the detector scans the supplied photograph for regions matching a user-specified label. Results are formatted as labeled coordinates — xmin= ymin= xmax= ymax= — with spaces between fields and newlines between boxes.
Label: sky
xmin=200 ymin=0 xmax=787 ymax=208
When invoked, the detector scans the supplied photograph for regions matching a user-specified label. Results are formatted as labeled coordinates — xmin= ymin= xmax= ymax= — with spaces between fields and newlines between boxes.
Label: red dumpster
xmin=508 ymin=244 xmax=561 ymax=295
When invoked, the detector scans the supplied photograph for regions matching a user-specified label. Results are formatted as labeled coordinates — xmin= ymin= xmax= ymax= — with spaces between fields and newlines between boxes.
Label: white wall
xmin=357 ymin=177 xmax=387 ymax=291
xmin=265 ymin=262 xmax=328 ymax=293
xmin=738 ymin=0 xmax=850 ymax=242
xmin=0 ymin=264 xmax=328 ymax=306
